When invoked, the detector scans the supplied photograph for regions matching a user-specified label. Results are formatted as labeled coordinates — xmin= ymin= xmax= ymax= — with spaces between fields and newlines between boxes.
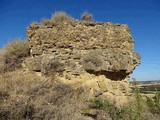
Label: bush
xmin=146 ymin=97 xmax=156 ymax=112
xmin=0 ymin=39 xmax=30 ymax=72
xmin=90 ymin=98 xmax=124 ymax=120
xmin=150 ymin=92 xmax=160 ymax=114
xmin=81 ymin=12 xmax=93 ymax=21
xmin=89 ymin=97 xmax=151 ymax=120
xmin=127 ymin=86 xmax=148 ymax=120
xmin=51 ymin=12 xmax=73 ymax=23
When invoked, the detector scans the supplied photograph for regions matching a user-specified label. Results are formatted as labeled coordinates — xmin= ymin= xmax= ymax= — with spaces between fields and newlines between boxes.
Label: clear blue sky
xmin=0 ymin=0 xmax=160 ymax=81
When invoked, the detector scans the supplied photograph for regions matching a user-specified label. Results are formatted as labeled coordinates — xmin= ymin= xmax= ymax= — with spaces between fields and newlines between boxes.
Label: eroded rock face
xmin=26 ymin=19 xmax=140 ymax=107
xmin=27 ymin=20 xmax=140 ymax=79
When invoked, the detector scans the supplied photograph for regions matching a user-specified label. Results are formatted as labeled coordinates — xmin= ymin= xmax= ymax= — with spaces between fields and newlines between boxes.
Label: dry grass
xmin=0 ymin=70 xmax=90 ymax=120
xmin=0 ymin=70 xmax=41 ymax=120
xmin=81 ymin=12 xmax=93 ymax=21
xmin=41 ymin=18 xmax=51 ymax=26
xmin=51 ymin=11 xmax=73 ymax=24
xmin=0 ymin=39 xmax=30 ymax=73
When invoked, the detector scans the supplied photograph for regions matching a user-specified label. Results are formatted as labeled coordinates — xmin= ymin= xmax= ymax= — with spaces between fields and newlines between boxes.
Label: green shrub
xmin=151 ymin=92 xmax=160 ymax=114
xmin=132 ymin=79 xmax=160 ymax=115
xmin=88 ymin=82 xmax=159 ymax=120
xmin=90 ymin=97 xmax=150 ymax=120
xmin=81 ymin=12 xmax=93 ymax=21
xmin=0 ymin=39 xmax=30 ymax=72
xmin=127 ymin=86 xmax=148 ymax=120
xmin=90 ymin=98 xmax=124 ymax=120
xmin=146 ymin=97 xmax=156 ymax=112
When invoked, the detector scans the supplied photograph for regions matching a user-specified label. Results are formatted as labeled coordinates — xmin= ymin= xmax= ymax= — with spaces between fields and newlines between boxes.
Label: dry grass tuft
xmin=81 ymin=12 xmax=93 ymax=21
xmin=51 ymin=11 xmax=73 ymax=24
xmin=41 ymin=18 xmax=51 ymax=26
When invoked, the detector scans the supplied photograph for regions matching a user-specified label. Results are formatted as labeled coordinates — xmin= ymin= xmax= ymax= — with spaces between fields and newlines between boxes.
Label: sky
xmin=0 ymin=0 xmax=160 ymax=81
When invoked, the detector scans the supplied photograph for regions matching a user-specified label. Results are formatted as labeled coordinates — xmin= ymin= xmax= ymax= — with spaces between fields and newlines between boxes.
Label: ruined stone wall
xmin=26 ymin=19 xmax=140 ymax=107
xmin=27 ymin=20 xmax=140 ymax=80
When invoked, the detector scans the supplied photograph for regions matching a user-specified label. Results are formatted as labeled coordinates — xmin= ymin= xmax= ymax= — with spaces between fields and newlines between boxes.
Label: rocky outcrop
xmin=26 ymin=15 xmax=140 ymax=107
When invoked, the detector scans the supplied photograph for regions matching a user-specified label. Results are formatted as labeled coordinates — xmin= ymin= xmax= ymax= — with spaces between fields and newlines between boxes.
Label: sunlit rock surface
xmin=26 ymin=18 xmax=140 ymax=107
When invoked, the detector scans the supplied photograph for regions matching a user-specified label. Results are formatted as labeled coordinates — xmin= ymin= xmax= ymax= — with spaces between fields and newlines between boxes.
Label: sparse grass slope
xmin=0 ymin=70 xmax=90 ymax=120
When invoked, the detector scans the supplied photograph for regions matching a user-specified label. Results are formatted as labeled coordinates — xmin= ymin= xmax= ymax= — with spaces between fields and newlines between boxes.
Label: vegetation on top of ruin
xmin=51 ymin=11 xmax=73 ymax=23
xmin=81 ymin=12 xmax=93 ymax=21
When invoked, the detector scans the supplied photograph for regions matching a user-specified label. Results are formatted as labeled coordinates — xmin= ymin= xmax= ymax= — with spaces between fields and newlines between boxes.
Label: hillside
xmin=0 ymin=12 xmax=159 ymax=120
